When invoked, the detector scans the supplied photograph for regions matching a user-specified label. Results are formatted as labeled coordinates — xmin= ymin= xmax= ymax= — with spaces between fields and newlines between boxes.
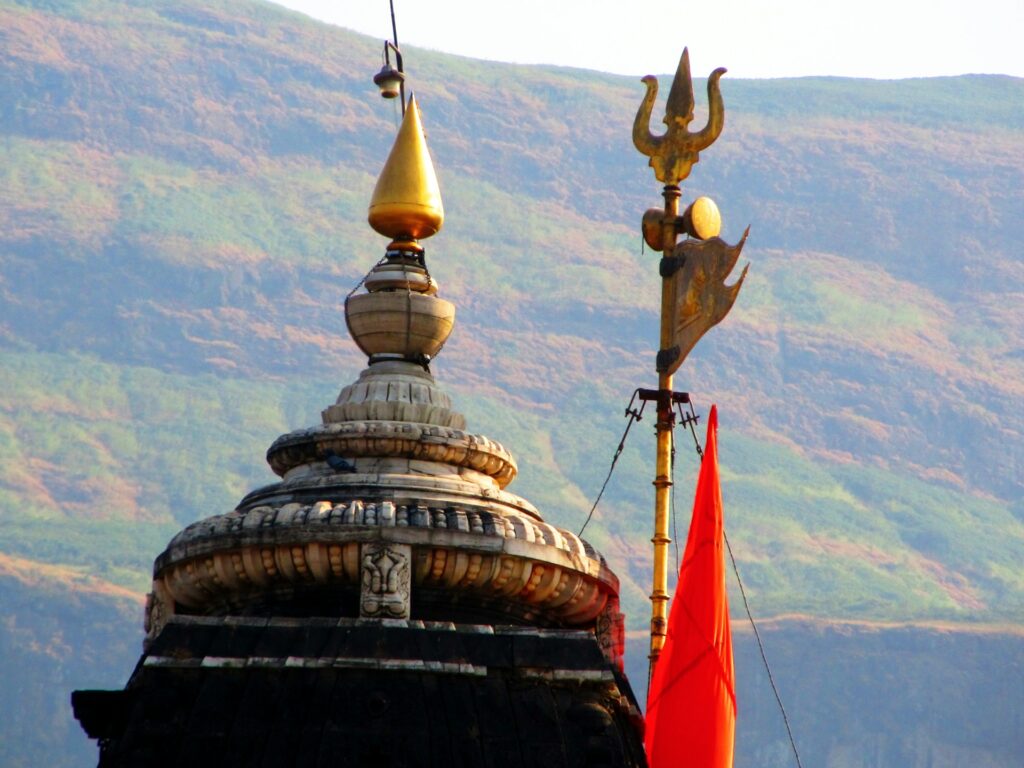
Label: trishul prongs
xmin=633 ymin=47 xmax=726 ymax=186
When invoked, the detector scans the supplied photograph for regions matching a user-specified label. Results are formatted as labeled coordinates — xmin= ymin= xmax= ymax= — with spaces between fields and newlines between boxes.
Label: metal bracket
xmin=637 ymin=388 xmax=689 ymax=402
xmin=637 ymin=387 xmax=690 ymax=417
xmin=659 ymin=255 xmax=684 ymax=278
xmin=655 ymin=346 xmax=681 ymax=373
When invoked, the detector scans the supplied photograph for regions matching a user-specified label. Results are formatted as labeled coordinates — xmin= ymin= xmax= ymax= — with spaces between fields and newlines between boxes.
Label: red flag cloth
xmin=645 ymin=405 xmax=736 ymax=768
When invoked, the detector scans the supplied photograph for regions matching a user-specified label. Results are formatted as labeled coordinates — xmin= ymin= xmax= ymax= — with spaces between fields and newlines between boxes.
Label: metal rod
xmin=649 ymin=184 xmax=682 ymax=670
xmin=389 ymin=0 xmax=406 ymax=114
xmin=397 ymin=49 xmax=406 ymax=115
xmin=389 ymin=0 xmax=399 ymax=50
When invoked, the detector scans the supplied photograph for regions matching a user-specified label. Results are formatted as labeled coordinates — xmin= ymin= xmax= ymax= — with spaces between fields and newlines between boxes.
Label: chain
xmin=579 ymin=390 xmax=646 ymax=537
xmin=345 ymin=256 xmax=387 ymax=302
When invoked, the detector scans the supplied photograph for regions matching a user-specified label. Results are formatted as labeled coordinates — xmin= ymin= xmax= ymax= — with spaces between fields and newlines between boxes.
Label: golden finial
xmin=368 ymin=95 xmax=445 ymax=243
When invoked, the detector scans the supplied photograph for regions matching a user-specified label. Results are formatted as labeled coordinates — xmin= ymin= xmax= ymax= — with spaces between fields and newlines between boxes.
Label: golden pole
xmin=633 ymin=48 xmax=742 ymax=675
xmin=649 ymin=183 xmax=681 ymax=668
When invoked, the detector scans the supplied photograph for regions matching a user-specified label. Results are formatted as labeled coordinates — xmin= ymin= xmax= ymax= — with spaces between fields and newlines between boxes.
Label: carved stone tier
xmin=363 ymin=262 xmax=438 ymax=295
xmin=148 ymin=498 xmax=618 ymax=649
xmin=323 ymin=361 xmax=466 ymax=428
xmin=268 ymin=422 xmax=517 ymax=488
xmin=248 ymin=459 xmax=536 ymax=516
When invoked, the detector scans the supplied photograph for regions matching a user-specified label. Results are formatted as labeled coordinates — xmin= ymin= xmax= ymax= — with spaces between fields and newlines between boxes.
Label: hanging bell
xmin=373 ymin=64 xmax=404 ymax=99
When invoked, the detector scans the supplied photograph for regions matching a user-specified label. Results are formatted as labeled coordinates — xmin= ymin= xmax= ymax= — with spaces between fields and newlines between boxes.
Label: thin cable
xmin=646 ymin=653 xmax=653 ymax=704
xmin=724 ymin=529 xmax=804 ymax=768
xmin=404 ymin=283 xmax=412 ymax=355
xmin=680 ymin=406 xmax=802 ymax=768
xmin=579 ymin=393 xmax=645 ymax=537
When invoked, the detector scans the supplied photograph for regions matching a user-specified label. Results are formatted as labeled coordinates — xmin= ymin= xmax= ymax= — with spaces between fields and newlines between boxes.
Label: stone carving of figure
xmin=360 ymin=542 xmax=412 ymax=619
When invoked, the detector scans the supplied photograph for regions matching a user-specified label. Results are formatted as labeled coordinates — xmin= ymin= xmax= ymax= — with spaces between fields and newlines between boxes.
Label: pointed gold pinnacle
xmin=368 ymin=96 xmax=445 ymax=242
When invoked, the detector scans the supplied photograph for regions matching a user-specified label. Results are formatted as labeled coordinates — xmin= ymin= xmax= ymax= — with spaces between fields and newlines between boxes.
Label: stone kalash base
xmin=73 ymin=97 xmax=646 ymax=766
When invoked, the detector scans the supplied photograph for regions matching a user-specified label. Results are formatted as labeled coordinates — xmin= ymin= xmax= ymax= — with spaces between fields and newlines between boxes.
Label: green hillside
xmin=1 ymin=0 xmax=1023 ymax=764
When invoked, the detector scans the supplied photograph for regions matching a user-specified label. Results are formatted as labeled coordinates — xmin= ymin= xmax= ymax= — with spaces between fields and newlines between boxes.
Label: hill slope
xmin=1 ymin=0 xmax=1022 ymax=764
xmin=2 ymin=0 xmax=1021 ymax=622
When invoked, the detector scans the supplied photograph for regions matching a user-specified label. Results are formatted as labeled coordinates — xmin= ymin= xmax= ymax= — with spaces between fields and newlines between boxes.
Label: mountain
xmin=1 ymin=0 xmax=1022 ymax=765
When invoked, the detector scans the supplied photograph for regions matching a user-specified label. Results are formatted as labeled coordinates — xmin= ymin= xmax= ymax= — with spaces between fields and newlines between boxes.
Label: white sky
xmin=271 ymin=0 xmax=1023 ymax=79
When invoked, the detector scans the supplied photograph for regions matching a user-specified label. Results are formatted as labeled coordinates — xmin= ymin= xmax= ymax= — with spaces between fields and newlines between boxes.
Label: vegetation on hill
xmin=1 ymin=0 xmax=1022 ymax=763
xmin=3 ymin=0 xmax=1021 ymax=622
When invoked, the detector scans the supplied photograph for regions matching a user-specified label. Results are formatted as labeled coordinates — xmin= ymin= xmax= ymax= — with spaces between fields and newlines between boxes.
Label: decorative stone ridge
xmin=161 ymin=500 xmax=602 ymax=557
xmin=267 ymin=422 xmax=518 ymax=488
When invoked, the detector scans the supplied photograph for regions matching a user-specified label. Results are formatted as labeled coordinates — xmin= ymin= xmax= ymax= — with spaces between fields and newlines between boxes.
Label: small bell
xmin=373 ymin=64 xmax=404 ymax=99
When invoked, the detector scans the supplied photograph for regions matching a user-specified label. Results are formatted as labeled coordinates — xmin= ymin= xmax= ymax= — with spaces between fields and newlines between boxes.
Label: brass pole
xmin=650 ymin=184 xmax=681 ymax=668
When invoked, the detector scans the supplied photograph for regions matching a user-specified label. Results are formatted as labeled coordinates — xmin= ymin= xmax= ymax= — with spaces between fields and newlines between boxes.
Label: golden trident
xmin=633 ymin=47 xmax=725 ymax=186
xmin=632 ymin=48 xmax=748 ymax=669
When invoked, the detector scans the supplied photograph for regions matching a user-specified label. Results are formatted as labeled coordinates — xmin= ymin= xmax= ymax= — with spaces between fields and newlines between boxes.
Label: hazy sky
xmin=271 ymin=0 xmax=1022 ymax=79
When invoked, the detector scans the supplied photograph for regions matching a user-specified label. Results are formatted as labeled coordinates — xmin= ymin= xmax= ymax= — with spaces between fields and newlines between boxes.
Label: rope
xmin=682 ymin=398 xmax=703 ymax=461
xmin=422 ymin=264 xmax=447 ymax=360
xmin=578 ymin=390 xmax=645 ymax=537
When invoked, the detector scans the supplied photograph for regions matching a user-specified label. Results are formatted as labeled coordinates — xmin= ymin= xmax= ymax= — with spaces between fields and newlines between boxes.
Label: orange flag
xmin=645 ymin=405 xmax=735 ymax=767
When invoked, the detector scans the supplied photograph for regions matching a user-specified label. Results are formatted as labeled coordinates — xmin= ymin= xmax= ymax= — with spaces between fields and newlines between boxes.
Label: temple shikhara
xmin=72 ymin=74 xmax=648 ymax=768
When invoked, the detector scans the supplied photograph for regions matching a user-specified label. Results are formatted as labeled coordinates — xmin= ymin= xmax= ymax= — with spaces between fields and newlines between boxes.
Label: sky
xmin=270 ymin=0 xmax=1023 ymax=80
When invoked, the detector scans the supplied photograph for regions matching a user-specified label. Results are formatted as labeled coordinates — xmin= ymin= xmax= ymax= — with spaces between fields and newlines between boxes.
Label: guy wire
xmin=724 ymin=529 xmax=804 ymax=768
xmin=681 ymin=408 xmax=803 ymax=768
xmin=579 ymin=391 xmax=645 ymax=537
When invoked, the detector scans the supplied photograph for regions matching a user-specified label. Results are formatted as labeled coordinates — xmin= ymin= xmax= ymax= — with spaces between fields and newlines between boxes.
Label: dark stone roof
xmin=73 ymin=617 xmax=646 ymax=767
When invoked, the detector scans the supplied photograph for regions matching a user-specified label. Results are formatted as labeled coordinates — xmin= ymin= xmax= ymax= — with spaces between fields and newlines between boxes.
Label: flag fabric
xmin=645 ymin=405 xmax=736 ymax=768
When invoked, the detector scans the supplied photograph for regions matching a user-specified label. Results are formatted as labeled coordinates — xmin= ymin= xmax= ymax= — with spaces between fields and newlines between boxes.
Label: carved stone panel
xmin=143 ymin=581 xmax=173 ymax=650
xmin=595 ymin=596 xmax=626 ymax=670
xmin=360 ymin=542 xmax=412 ymax=619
